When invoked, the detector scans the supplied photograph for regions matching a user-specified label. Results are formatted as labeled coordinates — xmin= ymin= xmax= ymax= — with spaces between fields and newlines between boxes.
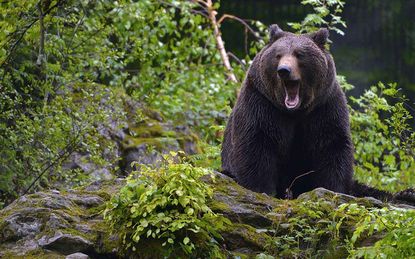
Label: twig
xmin=0 ymin=0 xmax=64 ymax=68
xmin=285 ymin=170 xmax=315 ymax=199
xmin=228 ymin=51 xmax=246 ymax=71
xmin=22 ymin=131 xmax=81 ymax=196
xmin=194 ymin=0 xmax=208 ymax=8
xmin=218 ymin=14 xmax=260 ymax=40
xmin=36 ymin=0 xmax=46 ymax=67
xmin=67 ymin=2 xmax=87 ymax=50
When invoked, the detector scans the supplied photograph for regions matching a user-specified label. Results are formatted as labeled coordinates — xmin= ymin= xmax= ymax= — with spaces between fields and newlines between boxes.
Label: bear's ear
xmin=308 ymin=28 xmax=329 ymax=49
xmin=269 ymin=24 xmax=284 ymax=43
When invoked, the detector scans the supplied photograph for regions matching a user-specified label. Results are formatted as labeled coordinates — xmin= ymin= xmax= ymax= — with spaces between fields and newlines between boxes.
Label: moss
xmin=122 ymin=135 xmax=179 ymax=151
xmin=176 ymin=132 xmax=202 ymax=153
xmin=128 ymin=124 xmax=166 ymax=138
xmin=84 ymin=204 xmax=106 ymax=217
xmin=60 ymin=227 xmax=96 ymax=241
xmin=209 ymin=201 xmax=231 ymax=213
xmin=93 ymin=222 xmax=119 ymax=254
xmin=221 ymin=223 xmax=272 ymax=254
xmin=75 ymin=180 xmax=125 ymax=196
xmin=125 ymin=122 xmax=201 ymax=154
xmin=1 ymin=249 xmax=65 ymax=259
xmin=229 ymin=252 xmax=251 ymax=258
xmin=212 ymin=176 xmax=239 ymax=193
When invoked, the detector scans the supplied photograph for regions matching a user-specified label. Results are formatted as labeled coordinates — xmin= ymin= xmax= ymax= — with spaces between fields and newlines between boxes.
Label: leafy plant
xmin=267 ymin=199 xmax=341 ymax=258
xmin=261 ymin=197 xmax=415 ymax=258
xmin=335 ymin=203 xmax=415 ymax=258
xmin=104 ymin=152 xmax=228 ymax=257
xmin=349 ymin=82 xmax=415 ymax=192
xmin=0 ymin=82 xmax=122 ymax=205
xmin=288 ymin=0 xmax=347 ymax=35
xmin=0 ymin=0 xmax=238 ymax=205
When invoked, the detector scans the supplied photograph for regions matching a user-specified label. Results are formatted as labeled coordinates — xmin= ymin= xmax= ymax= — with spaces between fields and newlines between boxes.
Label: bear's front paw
xmin=393 ymin=188 xmax=415 ymax=206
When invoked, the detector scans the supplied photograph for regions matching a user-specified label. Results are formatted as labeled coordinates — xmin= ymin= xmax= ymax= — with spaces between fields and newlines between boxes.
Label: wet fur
xmin=221 ymin=25 xmax=395 ymax=201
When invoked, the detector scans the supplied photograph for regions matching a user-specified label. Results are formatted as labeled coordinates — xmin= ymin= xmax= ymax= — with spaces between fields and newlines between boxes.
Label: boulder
xmin=2 ymin=172 xmax=412 ymax=258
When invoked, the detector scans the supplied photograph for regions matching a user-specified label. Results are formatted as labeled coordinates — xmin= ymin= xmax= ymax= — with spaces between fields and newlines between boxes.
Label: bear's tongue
xmin=284 ymin=81 xmax=300 ymax=109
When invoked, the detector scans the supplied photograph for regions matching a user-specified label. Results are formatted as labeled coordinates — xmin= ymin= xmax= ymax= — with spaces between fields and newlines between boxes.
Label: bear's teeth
xmin=284 ymin=87 xmax=300 ymax=109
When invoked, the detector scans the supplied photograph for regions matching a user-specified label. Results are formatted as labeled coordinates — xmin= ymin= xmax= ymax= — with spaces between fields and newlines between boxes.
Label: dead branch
xmin=203 ymin=0 xmax=238 ymax=83
xmin=218 ymin=14 xmax=260 ymax=40
xmin=228 ymin=51 xmax=246 ymax=71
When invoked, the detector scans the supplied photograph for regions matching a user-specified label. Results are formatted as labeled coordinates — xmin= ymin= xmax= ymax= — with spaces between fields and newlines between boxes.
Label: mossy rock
xmin=3 ymin=171 xmax=412 ymax=258
xmin=58 ymin=84 xmax=201 ymax=181
xmin=119 ymin=118 xmax=201 ymax=173
xmin=0 ymin=180 xmax=123 ymax=258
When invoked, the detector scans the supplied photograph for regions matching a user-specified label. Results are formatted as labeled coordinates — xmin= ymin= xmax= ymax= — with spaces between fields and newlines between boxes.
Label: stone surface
xmin=65 ymin=252 xmax=90 ymax=259
xmin=57 ymin=86 xmax=200 ymax=187
xmin=0 ymin=181 xmax=121 ymax=258
xmin=1 ymin=173 xmax=413 ymax=258
xmin=39 ymin=232 xmax=93 ymax=254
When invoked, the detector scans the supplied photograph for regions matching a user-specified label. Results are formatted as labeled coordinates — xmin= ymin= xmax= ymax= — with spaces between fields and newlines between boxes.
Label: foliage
xmin=1 ymin=0 xmax=415 ymax=256
xmin=0 ymin=0 xmax=237 ymax=205
xmin=268 ymin=200 xmax=340 ymax=258
xmin=104 ymin=152 xmax=228 ymax=257
xmin=0 ymin=82 xmax=122 ymax=205
xmin=349 ymin=82 xmax=415 ymax=192
xmin=0 ymin=0 xmax=130 ymax=204
xmin=188 ymin=125 xmax=225 ymax=171
xmin=288 ymin=0 xmax=347 ymax=35
xmin=263 ymin=198 xmax=415 ymax=258
xmin=119 ymin=0 xmax=237 ymax=136
xmin=338 ymin=203 xmax=415 ymax=258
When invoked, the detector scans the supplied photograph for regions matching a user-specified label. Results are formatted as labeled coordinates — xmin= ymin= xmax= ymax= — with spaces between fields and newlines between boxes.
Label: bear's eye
xmin=295 ymin=52 xmax=305 ymax=59
xmin=276 ymin=54 xmax=282 ymax=59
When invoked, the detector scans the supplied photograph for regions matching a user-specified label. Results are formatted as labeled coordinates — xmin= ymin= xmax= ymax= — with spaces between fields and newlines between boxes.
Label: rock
xmin=297 ymin=187 xmax=384 ymax=206
xmin=119 ymin=120 xmax=200 ymax=174
xmin=56 ymin=87 xmax=200 ymax=189
xmin=1 ymin=173 xmax=413 ymax=258
xmin=0 ymin=181 xmax=122 ymax=258
xmin=39 ymin=232 xmax=93 ymax=254
xmin=66 ymin=252 xmax=90 ymax=259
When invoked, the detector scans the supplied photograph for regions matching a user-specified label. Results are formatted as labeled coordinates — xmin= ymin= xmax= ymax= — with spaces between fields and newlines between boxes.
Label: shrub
xmin=349 ymin=82 xmax=415 ymax=192
xmin=262 ymin=198 xmax=415 ymax=258
xmin=104 ymin=152 xmax=228 ymax=258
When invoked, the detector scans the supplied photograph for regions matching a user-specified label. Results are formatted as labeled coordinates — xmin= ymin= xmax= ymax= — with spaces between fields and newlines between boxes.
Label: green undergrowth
xmin=258 ymin=196 xmax=415 ymax=258
xmin=104 ymin=152 xmax=229 ymax=258
xmin=347 ymin=82 xmax=415 ymax=193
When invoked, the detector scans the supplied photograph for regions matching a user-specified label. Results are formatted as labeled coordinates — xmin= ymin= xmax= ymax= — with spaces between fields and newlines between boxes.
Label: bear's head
xmin=257 ymin=24 xmax=335 ymax=111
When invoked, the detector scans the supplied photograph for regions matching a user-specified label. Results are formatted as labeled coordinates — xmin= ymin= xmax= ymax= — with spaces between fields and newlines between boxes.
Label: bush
xmin=349 ymin=82 xmax=415 ymax=192
xmin=261 ymin=198 xmax=415 ymax=258
xmin=104 ymin=152 xmax=228 ymax=257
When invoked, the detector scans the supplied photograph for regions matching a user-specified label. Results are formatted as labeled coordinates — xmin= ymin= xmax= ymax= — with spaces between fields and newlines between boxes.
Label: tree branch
xmin=228 ymin=51 xmax=246 ymax=71
xmin=218 ymin=14 xmax=260 ymax=40
xmin=36 ymin=0 xmax=46 ymax=67
xmin=0 ymin=0 xmax=64 ymax=68
xmin=203 ymin=0 xmax=238 ymax=83
xmin=22 ymin=131 xmax=81 ymax=196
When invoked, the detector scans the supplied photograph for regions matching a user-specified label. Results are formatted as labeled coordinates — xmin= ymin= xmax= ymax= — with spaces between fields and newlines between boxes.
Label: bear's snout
xmin=278 ymin=55 xmax=300 ymax=81
xmin=277 ymin=65 xmax=291 ymax=79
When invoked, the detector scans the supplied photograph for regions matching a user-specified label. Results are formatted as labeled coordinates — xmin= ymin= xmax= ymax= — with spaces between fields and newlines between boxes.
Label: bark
xmin=205 ymin=0 xmax=238 ymax=83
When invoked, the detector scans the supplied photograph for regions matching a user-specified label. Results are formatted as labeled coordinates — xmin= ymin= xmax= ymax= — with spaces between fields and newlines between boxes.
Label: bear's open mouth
xmin=283 ymin=79 xmax=301 ymax=109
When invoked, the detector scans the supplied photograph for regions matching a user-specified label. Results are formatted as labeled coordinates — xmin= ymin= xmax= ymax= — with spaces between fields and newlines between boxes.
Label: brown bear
xmin=221 ymin=24 xmax=401 ymax=200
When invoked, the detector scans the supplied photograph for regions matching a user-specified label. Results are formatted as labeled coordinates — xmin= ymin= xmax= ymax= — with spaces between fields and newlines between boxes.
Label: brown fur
xmin=221 ymin=24 xmax=395 ymax=200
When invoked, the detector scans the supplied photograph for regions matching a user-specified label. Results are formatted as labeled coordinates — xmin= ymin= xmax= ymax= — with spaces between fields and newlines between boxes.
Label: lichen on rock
xmin=1 ymin=172 xmax=415 ymax=258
